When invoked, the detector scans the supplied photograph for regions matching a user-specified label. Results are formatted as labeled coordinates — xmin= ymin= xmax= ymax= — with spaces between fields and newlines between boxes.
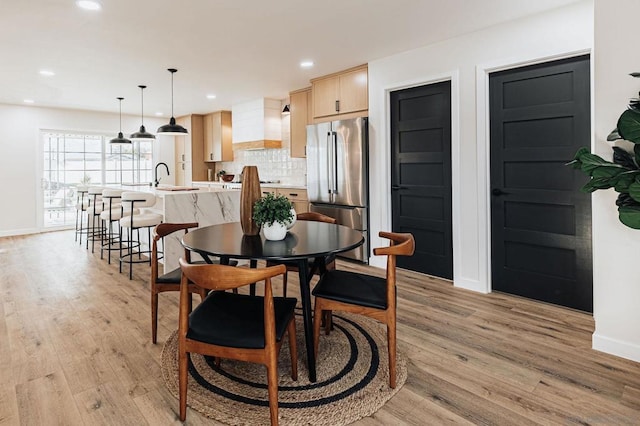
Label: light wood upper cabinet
xmin=174 ymin=114 xmax=206 ymax=185
xmin=311 ymin=64 xmax=368 ymax=119
xmin=203 ymin=111 xmax=233 ymax=162
xmin=289 ymin=87 xmax=311 ymax=158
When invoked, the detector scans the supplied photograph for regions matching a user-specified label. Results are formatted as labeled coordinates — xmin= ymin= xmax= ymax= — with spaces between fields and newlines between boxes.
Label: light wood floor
xmin=1 ymin=230 xmax=640 ymax=425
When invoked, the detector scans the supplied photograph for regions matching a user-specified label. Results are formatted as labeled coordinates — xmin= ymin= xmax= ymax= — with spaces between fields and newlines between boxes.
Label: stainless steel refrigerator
xmin=306 ymin=117 xmax=369 ymax=263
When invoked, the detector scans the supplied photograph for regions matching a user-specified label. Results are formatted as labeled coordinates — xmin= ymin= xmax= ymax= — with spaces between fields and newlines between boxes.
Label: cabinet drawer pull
xmin=335 ymin=100 xmax=340 ymax=112
xmin=288 ymin=193 xmax=298 ymax=197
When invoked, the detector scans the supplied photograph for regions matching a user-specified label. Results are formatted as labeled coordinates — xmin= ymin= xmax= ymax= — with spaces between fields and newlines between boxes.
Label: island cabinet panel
xmin=311 ymin=64 xmax=368 ymax=120
xmin=289 ymin=87 xmax=311 ymax=158
xmin=174 ymin=114 xmax=206 ymax=185
xmin=204 ymin=111 xmax=233 ymax=162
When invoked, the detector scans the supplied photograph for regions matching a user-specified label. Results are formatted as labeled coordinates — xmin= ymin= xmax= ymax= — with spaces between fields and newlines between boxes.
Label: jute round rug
xmin=161 ymin=311 xmax=407 ymax=425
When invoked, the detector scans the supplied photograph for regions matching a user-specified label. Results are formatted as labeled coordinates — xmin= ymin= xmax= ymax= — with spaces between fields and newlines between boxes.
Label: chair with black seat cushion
xmin=312 ymin=231 xmax=415 ymax=388
xmin=151 ymin=222 xmax=203 ymax=344
xmin=151 ymin=222 xmax=239 ymax=343
xmin=266 ymin=211 xmax=337 ymax=297
xmin=178 ymin=260 xmax=298 ymax=425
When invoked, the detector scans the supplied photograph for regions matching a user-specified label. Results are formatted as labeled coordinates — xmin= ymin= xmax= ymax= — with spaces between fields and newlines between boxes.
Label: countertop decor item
xmin=252 ymin=192 xmax=293 ymax=241
xmin=157 ymin=68 xmax=188 ymax=135
xmin=221 ymin=174 xmax=235 ymax=182
xmin=240 ymin=165 xmax=261 ymax=235
xmin=569 ymin=72 xmax=640 ymax=229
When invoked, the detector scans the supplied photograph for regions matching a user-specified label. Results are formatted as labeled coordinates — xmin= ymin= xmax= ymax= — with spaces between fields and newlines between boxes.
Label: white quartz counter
xmin=192 ymin=181 xmax=306 ymax=190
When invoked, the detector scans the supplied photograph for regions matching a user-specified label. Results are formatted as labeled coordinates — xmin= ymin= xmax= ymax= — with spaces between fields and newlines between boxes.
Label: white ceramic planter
xmin=263 ymin=221 xmax=287 ymax=241
xmin=285 ymin=208 xmax=297 ymax=229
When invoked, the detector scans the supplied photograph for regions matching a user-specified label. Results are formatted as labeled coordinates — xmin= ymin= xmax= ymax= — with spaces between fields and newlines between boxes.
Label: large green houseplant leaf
xmin=568 ymin=73 xmax=640 ymax=229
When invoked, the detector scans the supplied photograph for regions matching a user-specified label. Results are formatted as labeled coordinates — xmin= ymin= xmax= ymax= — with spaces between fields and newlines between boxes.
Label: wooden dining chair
xmin=312 ymin=231 xmax=415 ymax=388
xmin=266 ymin=211 xmax=337 ymax=296
xmin=178 ymin=260 xmax=298 ymax=425
xmin=151 ymin=222 xmax=204 ymax=344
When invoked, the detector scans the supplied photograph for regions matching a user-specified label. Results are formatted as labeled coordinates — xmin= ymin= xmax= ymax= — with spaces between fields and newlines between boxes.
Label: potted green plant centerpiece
xmin=252 ymin=193 xmax=294 ymax=240
xmin=569 ymin=73 xmax=640 ymax=229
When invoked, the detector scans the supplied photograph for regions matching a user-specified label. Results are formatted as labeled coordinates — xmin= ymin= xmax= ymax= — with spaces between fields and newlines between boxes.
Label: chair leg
xmin=387 ymin=320 xmax=397 ymax=389
xmin=282 ymin=271 xmax=288 ymax=297
xmin=198 ymin=288 xmax=207 ymax=302
xmin=129 ymin=228 xmax=134 ymax=280
xmin=266 ymin=361 xmax=279 ymax=426
xmin=324 ymin=310 xmax=332 ymax=335
xmin=313 ymin=300 xmax=323 ymax=359
xmin=151 ymin=289 xmax=158 ymax=344
xmin=179 ymin=349 xmax=188 ymax=421
xmin=287 ymin=319 xmax=298 ymax=381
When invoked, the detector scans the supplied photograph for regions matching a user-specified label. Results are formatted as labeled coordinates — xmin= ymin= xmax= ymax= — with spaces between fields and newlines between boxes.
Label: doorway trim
xmin=376 ymin=70 xmax=466 ymax=285
xmin=475 ymin=48 xmax=593 ymax=294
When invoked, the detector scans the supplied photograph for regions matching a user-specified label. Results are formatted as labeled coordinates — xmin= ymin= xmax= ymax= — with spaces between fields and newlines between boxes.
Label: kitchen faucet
xmin=153 ymin=162 xmax=170 ymax=187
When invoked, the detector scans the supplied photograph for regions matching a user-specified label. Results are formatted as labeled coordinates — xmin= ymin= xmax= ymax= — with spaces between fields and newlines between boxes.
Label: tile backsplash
xmin=217 ymin=148 xmax=306 ymax=186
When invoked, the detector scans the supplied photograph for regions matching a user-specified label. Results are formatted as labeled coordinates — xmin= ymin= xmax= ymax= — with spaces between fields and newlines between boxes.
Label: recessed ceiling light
xmin=39 ymin=70 xmax=55 ymax=76
xmin=76 ymin=0 xmax=101 ymax=11
xmin=206 ymin=94 xmax=217 ymax=99
xmin=155 ymin=112 xmax=163 ymax=116
xmin=24 ymin=99 xmax=34 ymax=104
xmin=300 ymin=61 xmax=314 ymax=68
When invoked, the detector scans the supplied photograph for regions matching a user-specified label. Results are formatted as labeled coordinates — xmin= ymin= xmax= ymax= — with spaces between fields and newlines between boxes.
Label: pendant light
xmin=110 ymin=97 xmax=132 ymax=144
xmin=130 ymin=85 xmax=155 ymax=140
xmin=157 ymin=68 xmax=188 ymax=135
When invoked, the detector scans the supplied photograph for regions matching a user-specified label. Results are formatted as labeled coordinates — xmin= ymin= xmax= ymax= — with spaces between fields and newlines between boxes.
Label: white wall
xmin=0 ymin=103 xmax=168 ymax=236
xmin=591 ymin=0 xmax=640 ymax=362
xmin=367 ymin=1 xmax=594 ymax=292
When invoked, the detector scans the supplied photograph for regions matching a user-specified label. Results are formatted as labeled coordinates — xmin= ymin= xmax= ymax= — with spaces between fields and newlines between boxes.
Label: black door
xmin=490 ymin=55 xmax=592 ymax=312
xmin=391 ymin=81 xmax=452 ymax=279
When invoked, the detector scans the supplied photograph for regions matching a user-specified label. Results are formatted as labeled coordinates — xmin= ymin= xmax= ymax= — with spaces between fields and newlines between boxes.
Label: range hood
xmin=232 ymin=98 xmax=282 ymax=150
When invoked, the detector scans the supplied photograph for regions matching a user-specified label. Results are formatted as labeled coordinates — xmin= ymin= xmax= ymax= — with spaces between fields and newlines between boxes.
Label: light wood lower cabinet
xmin=260 ymin=187 xmax=309 ymax=213
xmin=278 ymin=188 xmax=308 ymax=213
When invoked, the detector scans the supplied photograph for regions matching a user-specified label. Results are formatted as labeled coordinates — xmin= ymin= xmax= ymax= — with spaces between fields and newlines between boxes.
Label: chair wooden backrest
xmin=151 ymin=222 xmax=198 ymax=283
xmin=375 ymin=231 xmax=415 ymax=309
xmin=297 ymin=211 xmax=337 ymax=224
xmin=180 ymin=259 xmax=287 ymax=302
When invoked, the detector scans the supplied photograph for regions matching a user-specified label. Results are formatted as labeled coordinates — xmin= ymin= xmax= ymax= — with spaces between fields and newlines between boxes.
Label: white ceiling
xmin=0 ymin=0 xmax=581 ymax=117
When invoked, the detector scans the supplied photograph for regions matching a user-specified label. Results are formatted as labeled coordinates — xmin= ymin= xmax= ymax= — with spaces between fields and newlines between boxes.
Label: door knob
xmin=492 ymin=188 xmax=509 ymax=196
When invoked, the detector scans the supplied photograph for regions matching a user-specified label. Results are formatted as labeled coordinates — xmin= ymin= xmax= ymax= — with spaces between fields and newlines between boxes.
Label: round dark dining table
xmin=181 ymin=221 xmax=365 ymax=382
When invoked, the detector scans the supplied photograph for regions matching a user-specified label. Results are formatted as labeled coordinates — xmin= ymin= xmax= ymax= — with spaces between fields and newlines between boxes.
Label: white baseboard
xmin=0 ymin=228 xmax=40 ymax=238
xmin=593 ymin=333 xmax=640 ymax=363
xmin=454 ymin=278 xmax=489 ymax=294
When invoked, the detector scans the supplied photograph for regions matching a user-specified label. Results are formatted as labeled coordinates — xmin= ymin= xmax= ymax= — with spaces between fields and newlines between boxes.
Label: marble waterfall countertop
xmin=162 ymin=189 xmax=241 ymax=271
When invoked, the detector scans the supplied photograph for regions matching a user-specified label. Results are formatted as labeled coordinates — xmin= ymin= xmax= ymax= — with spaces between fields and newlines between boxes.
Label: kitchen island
xmin=117 ymin=184 xmax=241 ymax=270
xmin=163 ymin=188 xmax=241 ymax=270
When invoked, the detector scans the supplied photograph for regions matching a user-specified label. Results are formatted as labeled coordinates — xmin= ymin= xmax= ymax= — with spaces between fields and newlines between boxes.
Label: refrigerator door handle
xmin=332 ymin=131 xmax=338 ymax=195
xmin=327 ymin=132 xmax=333 ymax=195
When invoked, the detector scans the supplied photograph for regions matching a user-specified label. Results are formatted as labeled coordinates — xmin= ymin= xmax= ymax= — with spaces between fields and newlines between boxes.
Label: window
xmin=42 ymin=132 xmax=154 ymax=228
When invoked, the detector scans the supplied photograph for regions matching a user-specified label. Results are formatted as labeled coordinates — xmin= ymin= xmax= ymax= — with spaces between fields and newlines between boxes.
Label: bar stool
xmin=85 ymin=186 xmax=105 ymax=253
xmin=119 ymin=191 xmax=163 ymax=280
xmin=74 ymin=185 xmax=89 ymax=245
xmin=100 ymin=189 xmax=138 ymax=264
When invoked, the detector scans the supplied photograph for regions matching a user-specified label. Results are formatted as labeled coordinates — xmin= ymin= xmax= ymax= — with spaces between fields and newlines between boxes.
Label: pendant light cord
xmin=170 ymin=71 xmax=175 ymax=117
xmin=118 ymin=97 xmax=123 ymax=132
xmin=140 ymin=87 xmax=144 ymax=126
